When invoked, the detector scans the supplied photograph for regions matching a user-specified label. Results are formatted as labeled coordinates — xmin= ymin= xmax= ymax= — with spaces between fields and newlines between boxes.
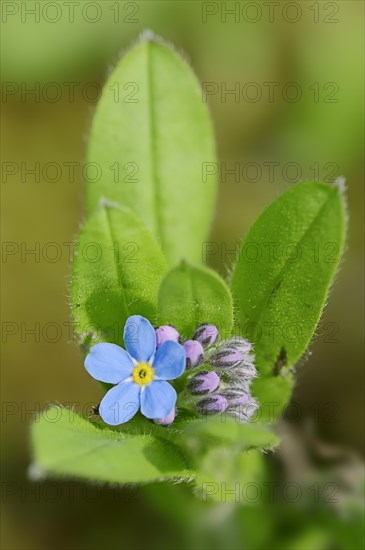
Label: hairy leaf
xmin=71 ymin=204 xmax=167 ymax=346
xmin=231 ymin=181 xmax=347 ymax=374
xmin=196 ymin=448 xmax=266 ymax=503
xmin=86 ymin=33 xmax=217 ymax=266
xmin=157 ymin=261 xmax=233 ymax=340
xmin=180 ymin=416 xmax=280 ymax=450
xmin=31 ymin=408 xmax=191 ymax=484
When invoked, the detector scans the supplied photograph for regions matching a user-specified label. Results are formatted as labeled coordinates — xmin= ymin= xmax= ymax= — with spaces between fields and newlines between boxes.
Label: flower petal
xmin=123 ymin=315 xmax=156 ymax=362
xmin=99 ymin=381 xmax=140 ymax=425
xmin=85 ymin=343 xmax=134 ymax=384
xmin=153 ymin=341 xmax=186 ymax=380
xmin=140 ymin=381 xmax=177 ymax=419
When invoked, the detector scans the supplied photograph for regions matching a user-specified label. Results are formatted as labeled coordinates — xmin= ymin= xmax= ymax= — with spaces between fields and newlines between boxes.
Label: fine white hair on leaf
xmin=27 ymin=463 xmax=46 ymax=482
xmin=333 ymin=176 xmax=346 ymax=193
xmin=98 ymin=197 xmax=120 ymax=210
xmin=139 ymin=29 xmax=161 ymax=44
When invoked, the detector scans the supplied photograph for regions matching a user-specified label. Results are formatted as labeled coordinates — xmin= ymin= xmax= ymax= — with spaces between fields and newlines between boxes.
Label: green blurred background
xmin=1 ymin=1 xmax=364 ymax=549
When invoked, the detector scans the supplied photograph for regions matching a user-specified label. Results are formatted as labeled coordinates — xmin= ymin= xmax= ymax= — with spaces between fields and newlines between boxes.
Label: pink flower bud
xmin=187 ymin=370 xmax=220 ymax=395
xmin=193 ymin=323 xmax=219 ymax=348
xmin=155 ymin=325 xmax=180 ymax=348
xmin=183 ymin=340 xmax=204 ymax=369
xmin=153 ymin=406 xmax=176 ymax=426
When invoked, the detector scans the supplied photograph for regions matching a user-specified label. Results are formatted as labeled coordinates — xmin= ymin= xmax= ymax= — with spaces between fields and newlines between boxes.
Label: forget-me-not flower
xmin=85 ymin=315 xmax=186 ymax=425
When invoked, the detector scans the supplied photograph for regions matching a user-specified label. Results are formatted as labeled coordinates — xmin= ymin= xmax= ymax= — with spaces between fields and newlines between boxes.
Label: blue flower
xmin=84 ymin=315 xmax=186 ymax=425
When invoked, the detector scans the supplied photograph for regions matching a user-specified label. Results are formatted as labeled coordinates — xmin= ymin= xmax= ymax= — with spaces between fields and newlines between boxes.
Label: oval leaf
xmin=157 ymin=261 xmax=233 ymax=340
xmin=179 ymin=417 xmax=280 ymax=450
xmin=71 ymin=204 xmax=167 ymax=346
xmin=86 ymin=33 xmax=217 ymax=266
xmin=31 ymin=408 xmax=191 ymax=484
xmin=231 ymin=181 xmax=347 ymax=374
xmin=196 ymin=448 xmax=266 ymax=503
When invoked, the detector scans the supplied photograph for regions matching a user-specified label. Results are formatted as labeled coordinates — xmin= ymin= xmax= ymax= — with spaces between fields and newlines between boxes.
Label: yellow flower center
xmin=132 ymin=362 xmax=154 ymax=386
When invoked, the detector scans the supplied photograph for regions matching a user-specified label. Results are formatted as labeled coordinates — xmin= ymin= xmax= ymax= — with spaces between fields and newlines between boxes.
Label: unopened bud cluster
xmin=152 ymin=323 xmax=258 ymax=425
xmin=188 ymin=323 xmax=258 ymax=421
xmin=192 ymin=327 xmax=258 ymax=422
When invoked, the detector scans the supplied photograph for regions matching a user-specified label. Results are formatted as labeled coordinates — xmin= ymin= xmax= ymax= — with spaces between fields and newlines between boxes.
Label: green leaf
xmin=179 ymin=416 xmax=280 ymax=450
xmin=231 ymin=181 xmax=347 ymax=374
xmin=86 ymin=33 xmax=217 ymax=266
xmin=195 ymin=448 xmax=266 ymax=503
xmin=250 ymin=375 xmax=293 ymax=424
xmin=157 ymin=261 xmax=233 ymax=340
xmin=71 ymin=204 xmax=167 ymax=346
xmin=31 ymin=408 xmax=192 ymax=484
